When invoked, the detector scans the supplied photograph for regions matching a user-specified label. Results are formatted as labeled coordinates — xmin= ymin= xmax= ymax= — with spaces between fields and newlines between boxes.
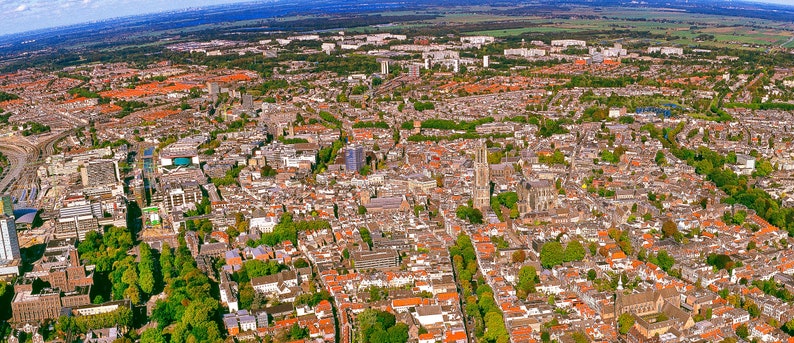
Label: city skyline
xmin=2 ymin=0 xmax=794 ymax=341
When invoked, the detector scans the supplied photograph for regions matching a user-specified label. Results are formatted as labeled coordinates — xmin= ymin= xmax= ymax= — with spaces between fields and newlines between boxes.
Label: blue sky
xmin=1 ymin=0 xmax=792 ymax=36
xmin=0 ymin=0 xmax=246 ymax=36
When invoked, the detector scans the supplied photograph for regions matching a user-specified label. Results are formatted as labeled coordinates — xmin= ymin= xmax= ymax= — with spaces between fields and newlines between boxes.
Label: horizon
xmin=0 ymin=0 xmax=248 ymax=36
xmin=1 ymin=0 xmax=793 ymax=37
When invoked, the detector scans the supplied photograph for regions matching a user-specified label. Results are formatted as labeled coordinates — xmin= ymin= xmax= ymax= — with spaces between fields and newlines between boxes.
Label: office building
xmin=551 ymin=39 xmax=587 ymax=48
xmin=350 ymin=249 xmax=399 ymax=270
xmin=11 ymin=286 xmax=62 ymax=323
xmin=242 ymin=94 xmax=253 ymax=109
xmin=54 ymin=202 xmax=103 ymax=240
xmin=345 ymin=145 xmax=365 ymax=173
xmin=81 ymin=160 xmax=119 ymax=187
xmin=207 ymin=82 xmax=220 ymax=95
xmin=0 ymin=215 xmax=20 ymax=260
xmin=154 ymin=180 xmax=202 ymax=215
xmin=408 ymin=64 xmax=421 ymax=78
xmin=380 ymin=60 xmax=389 ymax=75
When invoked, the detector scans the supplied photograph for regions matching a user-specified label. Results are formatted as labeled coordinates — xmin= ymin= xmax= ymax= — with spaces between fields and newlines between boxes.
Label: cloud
xmin=0 ymin=0 xmax=252 ymax=36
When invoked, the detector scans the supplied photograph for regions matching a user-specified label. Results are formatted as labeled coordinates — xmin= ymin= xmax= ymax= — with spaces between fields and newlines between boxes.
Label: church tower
xmin=473 ymin=140 xmax=490 ymax=212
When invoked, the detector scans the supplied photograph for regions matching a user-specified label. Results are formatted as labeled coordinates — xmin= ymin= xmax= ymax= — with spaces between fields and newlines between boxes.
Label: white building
xmin=249 ymin=213 xmax=277 ymax=233
xmin=608 ymin=107 xmax=626 ymax=118
xmin=551 ymin=39 xmax=587 ymax=48
xmin=414 ymin=305 xmax=444 ymax=326
xmin=251 ymin=270 xmax=299 ymax=294
xmin=504 ymin=48 xmax=546 ymax=58
xmin=322 ymin=43 xmax=336 ymax=55
xmin=461 ymin=36 xmax=495 ymax=45
xmin=648 ymin=47 xmax=684 ymax=56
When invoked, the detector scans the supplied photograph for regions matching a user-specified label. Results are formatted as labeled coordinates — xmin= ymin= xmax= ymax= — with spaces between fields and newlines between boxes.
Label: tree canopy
xmin=540 ymin=241 xmax=564 ymax=269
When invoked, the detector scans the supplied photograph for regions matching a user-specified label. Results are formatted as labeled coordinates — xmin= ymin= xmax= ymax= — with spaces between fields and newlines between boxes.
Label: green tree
xmin=655 ymin=150 xmax=667 ymax=166
xmin=160 ymin=243 xmax=174 ymax=280
xmin=588 ymin=242 xmax=598 ymax=256
xmin=357 ymin=309 xmax=406 ymax=343
xmin=293 ymin=258 xmax=309 ymax=268
xmin=243 ymin=259 xmax=286 ymax=280
xmin=736 ymin=324 xmax=749 ymax=339
xmin=121 ymin=266 xmax=138 ymax=288
xmin=289 ymin=322 xmax=309 ymax=340
xmin=618 ymin=313 xmax=635 ymax=334
xmin=746 ymin=302 xmax=761 ymax=318
xmin=483 ymin=311 xmax=509 ymax=342
xmin=572 ymin=332 xmax=590 ymax=343
xmin=456 ymin=205 xmax=484 ymax=224
xmin=238 ymin=282 xmax=255 ymax=310
xmin=387 ymin=323 xmax=409 ymax=343
xmin=369 ymin=327 xmax=389 ymax=343
xmin=516 ymin=266 xmax=537 ymax=295
xmin=563 ymin=240 xmax=586 ymax=262
xmin=540 ymin=241 xmax=564 ymax=269
xmin=124 ymin=284 xmax=141 ymax=304
xmin=138 ymin=243 xmax=157 ymax=295
xmin=511 ymin=250 xmax=526 ymax=263
xmin=140 ymin=328 xmax=167 ymax=343
xmin=784 ymin=318 xmax=794 ymax=335
xmin=359 ymin=227 xmax=373 ymax=249
xmin=140 ymin=269 xmax=154 ymax=294
xmin=654 ymin=250 xmax=675 ymax=272
xmin=661 ymin=220 xmax=680 ymax=240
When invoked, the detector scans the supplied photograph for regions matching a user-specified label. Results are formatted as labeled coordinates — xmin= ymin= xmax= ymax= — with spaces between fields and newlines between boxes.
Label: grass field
xmin=469 ymin=26 xmax=584 ymax=37
xmin=456 ymin=7 xmax=794 ymax=49
xmin=314 ymin=4 xmax=793 ymax=50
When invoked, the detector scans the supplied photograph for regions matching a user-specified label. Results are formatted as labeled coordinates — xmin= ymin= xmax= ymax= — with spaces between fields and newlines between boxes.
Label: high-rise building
xmin=0 ymin=194 xmax=13 ymax=217
xmin=0 ymin=215 xmax=20 ymax=260
xmin=242 ymin=94 xmax=253 ymax=109
xmin=80 ymin=160 xmax=118 ymax=187
xmin=345 ymin=145 xmax=365 ymax=173
xmin=207 ymin=82 xmax=220 ymax=95
xmin=473 ymin=140 xmax=490 ymax=211
xmin=409 ymin=64 xmax=421 ymax=78
xmin=380 ymin=60 xmax=390 ymax=75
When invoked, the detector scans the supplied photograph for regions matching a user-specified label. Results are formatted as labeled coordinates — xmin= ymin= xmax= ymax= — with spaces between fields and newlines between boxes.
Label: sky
xmin=1 ymin=0 xmax=793 ymax=37
xmin=747 ymin=0 xmax=794 ymax=4
xmin=0 ymin=0 xmax=246 ymax=36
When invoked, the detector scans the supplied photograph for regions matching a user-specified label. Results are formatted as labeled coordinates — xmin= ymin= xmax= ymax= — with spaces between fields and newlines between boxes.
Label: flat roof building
xmin=351 ymin=249 xmax=399 ymax=270
xmin=0 ymin=215 xmax=20 ymax=261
